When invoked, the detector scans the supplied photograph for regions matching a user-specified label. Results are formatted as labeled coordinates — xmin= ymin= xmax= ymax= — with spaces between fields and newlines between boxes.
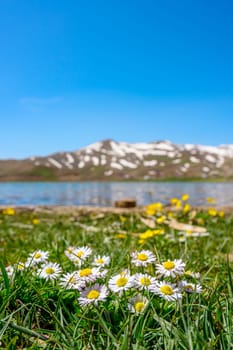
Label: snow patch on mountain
xmin=48 ymin=158 xmax=62 ymax=169
xmin=119 ymin=159 xmax=138 ymax=168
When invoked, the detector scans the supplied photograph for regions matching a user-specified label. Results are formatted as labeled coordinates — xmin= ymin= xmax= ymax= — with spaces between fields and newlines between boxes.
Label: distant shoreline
xmin=1 ymin=204 xmax=233 ymax=215
xmin=0 ymin=178 xmax=233 ymax=183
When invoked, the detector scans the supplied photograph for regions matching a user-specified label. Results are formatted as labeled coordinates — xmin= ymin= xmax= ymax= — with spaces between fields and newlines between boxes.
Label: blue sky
xmin=0 ymin=0 xmax=233 ymax=159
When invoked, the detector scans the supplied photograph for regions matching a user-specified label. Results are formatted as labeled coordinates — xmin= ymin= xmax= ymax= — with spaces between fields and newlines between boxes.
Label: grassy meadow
xmin=0 ymin=197 xmax=233 ymax=349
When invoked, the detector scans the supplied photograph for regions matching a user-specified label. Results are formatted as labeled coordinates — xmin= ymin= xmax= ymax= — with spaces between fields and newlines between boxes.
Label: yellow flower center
xmin=67 ymin=247 xmax=73 ymax=253
xmin=76 ymin=251 xmax=84 ymax=258
xmin=184 ymin=284 xmax=194 ymax=292
xmin=17 ymin=263 xmax=24 ymax=270
xmin=137 ymin=253 xmax=148 ymax=261
xmin=79 ymin=268 xmax=92 ymax=277
xmin=140 ymin=277 xmax=151 ymax=286
xmin=160 ymin=285 xmax=173 ymax=295
xmin=45 ymin=267 xmax=55 ymax=275
xmin=134 ymin=302 xmax=145 ymax=312
xmin=97 ymin=258 xmax=104 ymax=264
xmin=34 ymin=253 xmax=41 ymax=259
xmin=116 ymin=277 xmax=128 ymax=287
xmin=87 ymin=290 xmax=100 ymax=299
xmin=163 ymin=261 xmax=175 ymax=270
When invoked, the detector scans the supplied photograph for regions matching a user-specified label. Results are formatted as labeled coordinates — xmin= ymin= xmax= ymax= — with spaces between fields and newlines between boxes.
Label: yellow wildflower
xmin=183 ymin=203 xmax=191 ymax=213
xmin=138 ymin=239 xmax=145 ymax=244
xmin=32 ymin=218 xmax=40 ymax=225
xmin=181 ymin=194 xmax=189 ymax=201
xmin=3 ymin=207 xmax=15 ymax=216
xmin=156 ymin=215 xmax=166 ymax=224
xmin=218 ymin=211 xmax=225 ymax=218
xmin=175 ymin=200 xmax=182 ymax=209
xmin=152 ymin=228 xmax=164 ymax=235
xmin=196 ymin=218 xmax=205 ymax=225
xmin=170 ymin=198 xmax=179 ymax=205
xmin=139 ymin=230 xmax=154 ymax=240
xmin=145 ymin=202 xmax=163 ymax=215
xmin=208 ymin=208 xmax=217 ymax=216
xmin=139 ymin=228 xmax=164 ymax=241
xmin=206 ymin=197 xmax=215 ymax=204
xmin=115 ymin=233 xmax=126 ymax=239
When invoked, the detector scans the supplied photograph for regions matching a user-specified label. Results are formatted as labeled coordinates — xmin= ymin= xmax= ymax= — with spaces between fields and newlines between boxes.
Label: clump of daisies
xmin=1 ymin=246 xmax=203 ymax=312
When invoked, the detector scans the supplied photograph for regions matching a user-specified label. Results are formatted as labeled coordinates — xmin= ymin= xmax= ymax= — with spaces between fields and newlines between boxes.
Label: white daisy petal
xmin=156 ymin=259 xmax=185 ymax=278
xmin=38 ymin=262 xmax=62 ymax=281
xmin=127 ymin=295 xmax=149 ymax=314
xmin=92 ymin=255 xmax=110 ymax=268
xmin=131 ymin=250 xmax=156 ymax=267
xmin=59 ymin=272 xmax=85 ymax=290
xmin=27 ymin=250 xmax=49 ymax=266
xmin=151 ymin=281 xmax=182 ymax=301
xmin=179 ymin=281 xmax=202 ymax=294
xmin=76 ymin=267 xmax=100 ymax=283
xmin=78 ymin=284 xmax=109 ymax=306
xmin=133 ymin=273 xmax=158 ymax=291
xmin=68 ymin=246 xmax=92 ymax=266
xmin=108 ymin=271 xmax=134 ymax=293
xmin=2 ymin=265 xmax=14 ymax=278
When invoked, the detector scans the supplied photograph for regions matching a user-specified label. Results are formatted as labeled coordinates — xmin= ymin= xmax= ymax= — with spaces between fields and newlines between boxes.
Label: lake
xmin=0 ymin=182 xmax=233 ymax=207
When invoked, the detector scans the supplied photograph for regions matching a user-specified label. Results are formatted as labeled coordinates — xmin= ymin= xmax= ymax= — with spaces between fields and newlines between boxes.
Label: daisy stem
xmin=3 ymin=321 xmax=49 ymax=341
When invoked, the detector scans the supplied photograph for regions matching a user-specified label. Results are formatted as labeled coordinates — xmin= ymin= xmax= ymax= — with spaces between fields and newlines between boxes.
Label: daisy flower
xmin=73 ymin=246 xmax=92 ymax=259
xmin=131 ymin=250 xmax=156 ymax=267
xmin=133 ymin=273 xmax=158 ymax=291
xmin=59 ymin=272 xmax=85 ymax=290
xmin=78 ymin=284 xmax=108 ymax=307
xmin=179 ymin=281 xmax=202 ymax=294
xmin=92 ymin=255 xmax=110 ymax=268
xmin=156 ymin=259 xmax=185 ymax=278
xmin=38 ymin=262 xmax=62 ymax=281
xmin=151 ymin=281 xmax=182 ymax=301
xmin=128 ymin=295 xmax=149 ymax=314
xmin=76 ymin=267 xmax=101 ymax=283
xmin=108 ymin=271 xmax=134 ymax=293
xmin=64 ymin=246 xmax=76 ymax=260
xmin=2 ymin=265 xmax=14 ymax=278
xmin=15 ymin=262 xmax=27 ymax=271
xmin=27 ymin=250 xmax=49 ymax=266
xmin=69 ymin=246 xmax=92 ymax=265
xmin=184 ymin=270 xmax=200 ymax=279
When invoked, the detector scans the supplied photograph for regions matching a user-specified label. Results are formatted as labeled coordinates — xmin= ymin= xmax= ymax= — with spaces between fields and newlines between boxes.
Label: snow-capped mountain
xmin=1 ymin=139 xmax=233 ymax=181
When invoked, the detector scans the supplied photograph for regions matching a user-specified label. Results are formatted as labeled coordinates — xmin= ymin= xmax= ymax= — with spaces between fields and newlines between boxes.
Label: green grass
xmin=26 ymin=167 xmax=58 ymax=180
xmin=0 ymin=207 xmax=233 ymax=349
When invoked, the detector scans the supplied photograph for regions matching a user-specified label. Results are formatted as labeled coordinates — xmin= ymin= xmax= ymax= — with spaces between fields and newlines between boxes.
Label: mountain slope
xmin=1 ymin=139 xmax=233 ymax=181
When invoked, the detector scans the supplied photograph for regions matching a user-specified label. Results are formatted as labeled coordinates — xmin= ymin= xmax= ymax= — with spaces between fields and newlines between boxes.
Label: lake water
xmin=0 ymin=182 xmax=233 ymax=207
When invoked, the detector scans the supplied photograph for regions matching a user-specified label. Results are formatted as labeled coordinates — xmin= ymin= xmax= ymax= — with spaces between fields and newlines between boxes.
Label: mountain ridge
xmin=0 ymin=139 xmax=233 ymax=181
